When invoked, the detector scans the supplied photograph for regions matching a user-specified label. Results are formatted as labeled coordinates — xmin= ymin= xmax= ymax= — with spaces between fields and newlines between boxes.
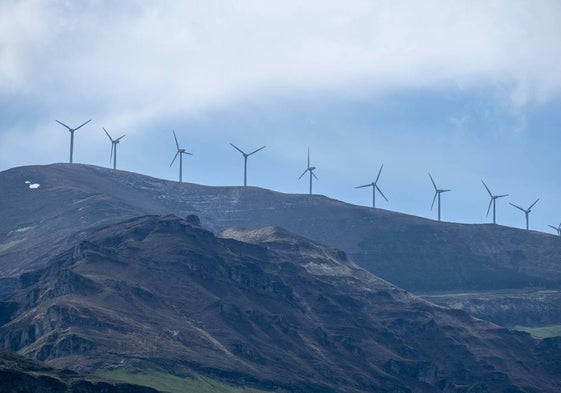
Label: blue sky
xmin=1 ymin=1 xmax=560 ymax=232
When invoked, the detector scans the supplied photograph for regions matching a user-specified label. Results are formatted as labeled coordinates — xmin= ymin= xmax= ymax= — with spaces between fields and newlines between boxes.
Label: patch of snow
xmin=29 ymin=183 xmax=40 ymax=189
xmin=25 ymin=180 xmax=31 ymax=184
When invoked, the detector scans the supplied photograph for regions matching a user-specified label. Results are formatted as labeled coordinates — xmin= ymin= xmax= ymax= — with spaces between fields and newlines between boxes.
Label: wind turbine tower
xmin=56 ymin=119 xmax=91 ymax=163
xmin=170 ymin=131 xmax=192 ymax=182
xmin=429 ymin=173 xmax=451 ymax=222
xmin=482 ymin=180 xmax=508 ymax=225
xmin=103 ymin=128 xmax=125 ymax=170
xmin=355 ymin=164 xmax=388 ymax=208
xmin=230 ymin=143 xmax=265 ymax=186
xmin=510 ymin=199 xmax=539 ymax=230
xmin=299 ymin=148 xmax=318 ymax=195
xmin=548 ymin=223 xmax=561 ymax=236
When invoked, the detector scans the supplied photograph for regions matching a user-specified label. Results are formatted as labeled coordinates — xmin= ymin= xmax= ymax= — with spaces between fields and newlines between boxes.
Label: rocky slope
xmin=0 ymin=349 xmax=159 ymax=393
xmin=1 ymin=163 xmax=561 ymax=327
xmin=1 ymin=214 xmax=560 ymax=392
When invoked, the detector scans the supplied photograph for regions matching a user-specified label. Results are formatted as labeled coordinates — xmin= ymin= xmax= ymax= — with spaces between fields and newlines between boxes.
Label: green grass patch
xmin=513 ymin=324 xmax=561 ymax=338
xmin=98 ymin=367 xmax=271 ymax=393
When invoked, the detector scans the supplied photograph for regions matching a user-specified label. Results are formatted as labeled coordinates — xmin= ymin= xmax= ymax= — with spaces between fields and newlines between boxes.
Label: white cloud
xmin=0 ymin=1 xmax=55 ymax=92
xmin=1 ymin=0 xmax=560 ymax=129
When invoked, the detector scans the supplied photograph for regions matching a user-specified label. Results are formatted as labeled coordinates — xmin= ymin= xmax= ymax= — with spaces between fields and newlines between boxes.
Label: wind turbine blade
xmin=116 ymin=135 xmax=126 ymax=141
xmin=529 ymin=198 xmax=539 ymax=209
xmin=298 ymin=169 xmax=308 ymax=179
xmin=355 ymin=184 xmax=372 ymax=189
xmin=184 ymin=151 xmax=193 ymax=156
xmin=312 ymin=171 xmax=318 ymax=180
xmin=376 ymin=185 xmax=388 ymax=202
xmin=374 ymin=164 xmax=384 ymax=184
xmin=56 ymin=120 xmax=72 ymax=130
xmin=431 ymin=192 xmax=437 ymax=210
xmin=481 ymin=180 xmax=492 ymax=197
xmin=549 ymin=225 xmax=558 ymax=230
xmin=248 ymin=145 xmax=266 ymax=156
xmin=75 ymin=119 xmax=91 ymax=130
xmin=510 ymin=203 xmax=525 ymax=212
xmin=103 ymin=128 xmax=113 ymax=141
xmin=169 ymin=151 xmax=179 ymax=167
xmin=173 ymin=130 xmax=180 ymax=150
xmin=496 ymin=194 xmax=509 ymax=199
xmin=307 ymin=147 xmax=310 ymax=168
xmin=428 ymin=173 xmax=437 ymax=191
xmin=486 ymin=199 xmax=493 ymax=217
xmin=230 ymin=143 xmax=245 ymax=155
xmin=441 ymin=189 xmax=452 ymax=193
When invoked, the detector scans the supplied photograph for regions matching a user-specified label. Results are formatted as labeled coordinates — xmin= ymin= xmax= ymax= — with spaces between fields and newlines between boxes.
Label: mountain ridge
xmin=1 ymin=163 xmax=559 ymax=288
xmin=2 ymin=163 xmax=561 ymax=328
xmin=2 ymin=214 xmax=560 ymax=392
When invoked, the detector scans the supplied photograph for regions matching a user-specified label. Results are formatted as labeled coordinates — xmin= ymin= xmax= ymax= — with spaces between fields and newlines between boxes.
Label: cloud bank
xmin=1 ymin=0 xmax=560 ymax=127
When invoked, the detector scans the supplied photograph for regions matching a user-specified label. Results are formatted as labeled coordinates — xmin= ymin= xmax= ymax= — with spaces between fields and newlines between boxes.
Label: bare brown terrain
xmin=1 ymin=164 xmax=561 ymax=391
xmin=0 ymin=214 xmax=560 ymax=392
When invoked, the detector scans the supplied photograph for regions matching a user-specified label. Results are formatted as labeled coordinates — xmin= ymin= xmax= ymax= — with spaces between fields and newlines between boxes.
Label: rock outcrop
xmin=1 ymin=215 xmax=560 ymax=392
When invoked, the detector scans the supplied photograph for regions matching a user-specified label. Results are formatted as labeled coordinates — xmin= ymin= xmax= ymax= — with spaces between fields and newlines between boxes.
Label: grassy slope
xmin=98 ymin=368 xmax=272 ymax=393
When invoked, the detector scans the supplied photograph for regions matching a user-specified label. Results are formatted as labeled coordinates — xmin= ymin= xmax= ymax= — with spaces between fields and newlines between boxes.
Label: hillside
xmin=1 ymin=214 xmax=560 ymax=392
xmin=1 ymin=163 xmax=561 ymax=327
xmin=1 ymin=164 xmax=560 ymax=289
xmin=0 ymin=349 xmax=159 ymax=393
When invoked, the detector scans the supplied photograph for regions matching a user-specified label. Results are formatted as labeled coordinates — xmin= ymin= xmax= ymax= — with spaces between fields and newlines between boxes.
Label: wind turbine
xmin=429 ymin=173 xmax=451 ymax=222
xmin=55 ymin=119 xmax=91 ymax=163
xmin=170 ymin=131 xmax=192 ymax=183
xmin=103 ymin=128 xmax=125 ymax=170
xmin=482 ymin=180 xmax=509 ymax=225
xmin=548 ymin=223 xmax=561 ymax=236
xmin=299 ymin=148 xmax=318 ymax=195
xmin=230 ymin=143 xmax=265 ymax=186
xmin=355 ymin=164 xmax=388 ymax=208
xmin=510 ymin=199 xmax=539 ymax=230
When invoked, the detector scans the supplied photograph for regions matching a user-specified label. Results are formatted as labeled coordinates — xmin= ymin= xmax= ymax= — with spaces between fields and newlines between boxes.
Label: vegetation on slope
xmin=99 ymin=367 xmax=272 ymax=393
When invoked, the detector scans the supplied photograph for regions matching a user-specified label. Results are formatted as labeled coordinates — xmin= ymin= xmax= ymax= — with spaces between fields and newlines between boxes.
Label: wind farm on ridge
xmin=37 ymin=118 xmax=561 ymax=235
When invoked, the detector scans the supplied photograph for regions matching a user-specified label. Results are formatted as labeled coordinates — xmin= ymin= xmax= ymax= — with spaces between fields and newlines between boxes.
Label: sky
xmin=1 ymin=0 xmax=560 ymax=233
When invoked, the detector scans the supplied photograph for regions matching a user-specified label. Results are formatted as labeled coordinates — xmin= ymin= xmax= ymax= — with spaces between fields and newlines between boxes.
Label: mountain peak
xmin=220 ymin=225 xmax=358 ymax=278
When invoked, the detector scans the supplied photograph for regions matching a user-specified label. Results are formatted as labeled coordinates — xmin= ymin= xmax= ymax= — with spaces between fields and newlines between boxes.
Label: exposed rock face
xmin=422 ymin=289 xmax=561 ymax=327
xmin=0 ymin=349 xmax=159 ymax=393
xmin=1 ymin=215 xmax=560 ymax=392
xmin=2 ymin=164 xmax=561 ymax=328
xmin=1 ymin=164 xmax=560 ymax=292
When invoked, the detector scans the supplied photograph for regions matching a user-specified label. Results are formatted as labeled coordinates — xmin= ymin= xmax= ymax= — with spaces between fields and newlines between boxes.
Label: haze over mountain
xmin=1 ymin=213 xmax=560 ymax=392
